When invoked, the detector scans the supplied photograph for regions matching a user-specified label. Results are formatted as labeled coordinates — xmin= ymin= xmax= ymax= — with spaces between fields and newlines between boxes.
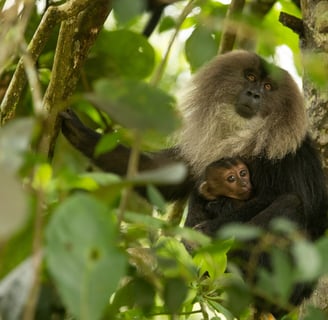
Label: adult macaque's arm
xmin=60 ymin=109 xmax=193 ymax=200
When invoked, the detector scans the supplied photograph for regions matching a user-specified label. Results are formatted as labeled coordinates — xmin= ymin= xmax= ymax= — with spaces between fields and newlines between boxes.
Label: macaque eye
xmin=227 ymin=175 xmax=236 ymax=183
xmin=239 ymin=169 xmax=248 ymax=177
xmin=264 ymin=83 xmax=272 ymax=91
xmin=246 ymin=73 xmax=256 ymax=82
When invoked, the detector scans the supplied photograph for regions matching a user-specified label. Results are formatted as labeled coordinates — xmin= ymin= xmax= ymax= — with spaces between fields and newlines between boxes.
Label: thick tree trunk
xmin=299 ymin=0 xmax=328 ymax=317
xmin=301 ymin=0 xmax=328 ymax=169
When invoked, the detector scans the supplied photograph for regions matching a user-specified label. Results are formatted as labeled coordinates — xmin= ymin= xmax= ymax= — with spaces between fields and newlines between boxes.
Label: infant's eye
xmin=227 ymin=175 xmax=236 ymax=183
xmin=264 ymin=83 xmax=272 ymax=91
xmin=239 ymin=169 xmax=248 ymax=177
xmin=246 ymin=73 xmax=256 ymax=82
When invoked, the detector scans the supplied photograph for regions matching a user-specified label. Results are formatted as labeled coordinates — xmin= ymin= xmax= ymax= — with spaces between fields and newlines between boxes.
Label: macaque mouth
xmin=236 ymin=103 xmax=258 ymax=118
xmin=239 ymin=187 xmax=252 ymax=198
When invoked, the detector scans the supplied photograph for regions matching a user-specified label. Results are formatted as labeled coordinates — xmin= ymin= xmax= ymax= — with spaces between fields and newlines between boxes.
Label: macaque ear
xmin=199 ymin=182 xmax=216 ymax=200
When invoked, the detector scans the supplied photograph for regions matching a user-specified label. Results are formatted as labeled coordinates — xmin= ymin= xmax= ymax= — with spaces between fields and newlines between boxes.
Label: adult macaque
xmin=62 ymin=50 xmax=328 ymax=238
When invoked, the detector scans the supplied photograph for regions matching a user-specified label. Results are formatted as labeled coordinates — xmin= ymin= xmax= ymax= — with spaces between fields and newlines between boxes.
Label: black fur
xmin=185 ymin=135 xmax=328 ymax=240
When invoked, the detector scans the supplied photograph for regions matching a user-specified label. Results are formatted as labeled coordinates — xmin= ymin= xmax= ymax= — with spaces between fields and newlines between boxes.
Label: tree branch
xmin=219 ymin=0 xmax=246 ymax=54
xmin=37 ymin=1 xmax=111 ymax=159
xmin=279 ymin=12 xmax=304 ymax=37
xmin=0 ymin=0 xmax=100 ymax=124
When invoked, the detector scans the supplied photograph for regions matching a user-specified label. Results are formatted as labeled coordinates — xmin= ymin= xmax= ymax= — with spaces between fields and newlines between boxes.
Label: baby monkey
xmin=199 ymin=157 xmax=253 ymax=207
xmin=184 ymin=157 xmax=253 ymax=251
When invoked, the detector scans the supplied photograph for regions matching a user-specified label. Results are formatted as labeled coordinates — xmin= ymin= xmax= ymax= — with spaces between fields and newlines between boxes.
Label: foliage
xmin=0 ymin=1 xmax=327 ymax=320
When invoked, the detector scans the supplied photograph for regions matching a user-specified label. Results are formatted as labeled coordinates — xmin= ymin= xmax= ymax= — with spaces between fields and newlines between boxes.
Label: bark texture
xmin=299 ymin=0 xmax=328 ymax=317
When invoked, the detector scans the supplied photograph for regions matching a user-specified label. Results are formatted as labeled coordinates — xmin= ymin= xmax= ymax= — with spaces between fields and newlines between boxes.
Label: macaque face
xmin=199 ymin=161 xmax=252 ymax=201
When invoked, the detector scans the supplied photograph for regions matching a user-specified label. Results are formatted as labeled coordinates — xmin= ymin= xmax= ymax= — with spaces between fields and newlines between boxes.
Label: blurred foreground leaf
xmin=86 ymin=30 xmax=155 ymax=80
xmin=45 ymin=194 xmax=127 ymax=320
xmin=86 ymin=78 xmax=179 ymax=136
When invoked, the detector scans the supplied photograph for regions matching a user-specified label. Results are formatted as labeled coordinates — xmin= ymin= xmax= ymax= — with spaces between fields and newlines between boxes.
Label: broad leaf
xmin=86 ymin=78 xmax=179 ymax=135
xmin=112 ymin=0 xmax=145 ymax=25
xmin=45 ymin=194 xmax=127 ymax=320
xmin=86 ymin=30 xmax=155 ymax=79
xmin=185 ymin=26 xmax=219 ymax=72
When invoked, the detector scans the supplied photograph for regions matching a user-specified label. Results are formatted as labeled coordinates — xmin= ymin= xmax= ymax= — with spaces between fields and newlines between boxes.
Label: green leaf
xmin=271 ymin=248 xmax=294 ymax=301
xmin=124 ymin=211 xmax=166 ymax=229
xmin=207 ymin=299 xmax=235 ymax=320
xmin=193 ymin=239 xmax=232 ymax=279
xmin=218 ymin=223 xmax=263 ymax=241
xmin=155 ymin=237 xmax=197 ymax=279
xmin=109 ymin=277 xmax=155 ymax=314
xmin=269 ymin=217 xmax=298 ymax=235
xmin=292 ymin=240 xmax=321 ymax=281
xmin=163 ymin=277 xmax=188 ymax=314
xmin=112 ymin=0 xmax=145 ymax=25
xmin=131 ymin=163 xmax=187 ymax=185
xmin=0 ymin=165 xmax=27 ymax=240
xmin=316 ymin=236 xmax=328 ymax=274
xmin=0 ymin=117 xmax=35 ymax=172
xmin=221 ymin=278 xmax=251 ymax=317
xmin=86 ymin=78 xmax=179 ymax=135
xmin=94 ymin=131 xmax=121 ymax=157
xmin=159 ymin=16 xmax=176 ymax=33
xmin=185 ymin=26 xmax=219 ymax=72
xmin=147 ymin=185 xmax=167 ymax=214
xmin=45 ymin=194 xmax=127 ymax=320
xmin=86 ymin=30 xmax=155 ymax=79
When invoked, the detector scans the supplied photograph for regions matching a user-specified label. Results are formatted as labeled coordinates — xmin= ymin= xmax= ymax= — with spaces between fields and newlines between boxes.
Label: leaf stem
xmin=150 ymin=0 xmax=197 ymax=86
xmin=118 ymin=131 xmax=142 ymax=224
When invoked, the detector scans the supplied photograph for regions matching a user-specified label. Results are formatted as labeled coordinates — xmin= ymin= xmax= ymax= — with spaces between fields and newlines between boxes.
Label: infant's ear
xmin=199 ymin=181 xmax=216 ymax=200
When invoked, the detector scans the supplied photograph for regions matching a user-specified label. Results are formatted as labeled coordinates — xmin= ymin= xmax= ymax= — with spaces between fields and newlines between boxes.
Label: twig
xmin=218 ymin=0 xmax=245 ymax=54
xmin=150 ymin=0 xmax=197 ymax=86
xmin=22 ymin=188 xmax=45 ymax=320
xmin=279 ymin=12 xmax=304 ymax=37
xmin=20 ymin=41 xmax=44 ymax=117
xmin=118 ymin=131 xmax=142 ymax=224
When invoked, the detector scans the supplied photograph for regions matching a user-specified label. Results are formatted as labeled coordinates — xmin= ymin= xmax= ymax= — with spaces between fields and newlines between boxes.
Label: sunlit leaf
xmin=45 ymin=194 xmax=127 ymax=320
xmin=193 ymin=239 xmax=232 ymax=279
xmin=173 ymin=227 xmax=211 ymax=248
xmin=159 ymin=16 xmax=176 ymax=33
xmin=155 ymin=237 xmax=197 ymax=279
xmin=185 ymin=26 xmax=219 ymax=72
xmin=94 ymin=131 xmax=121 ymax=157
xmin=86 ymin=30 xmax=155 ymax=79
xmin=32 ymin=163 xmax=52 ymax=191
